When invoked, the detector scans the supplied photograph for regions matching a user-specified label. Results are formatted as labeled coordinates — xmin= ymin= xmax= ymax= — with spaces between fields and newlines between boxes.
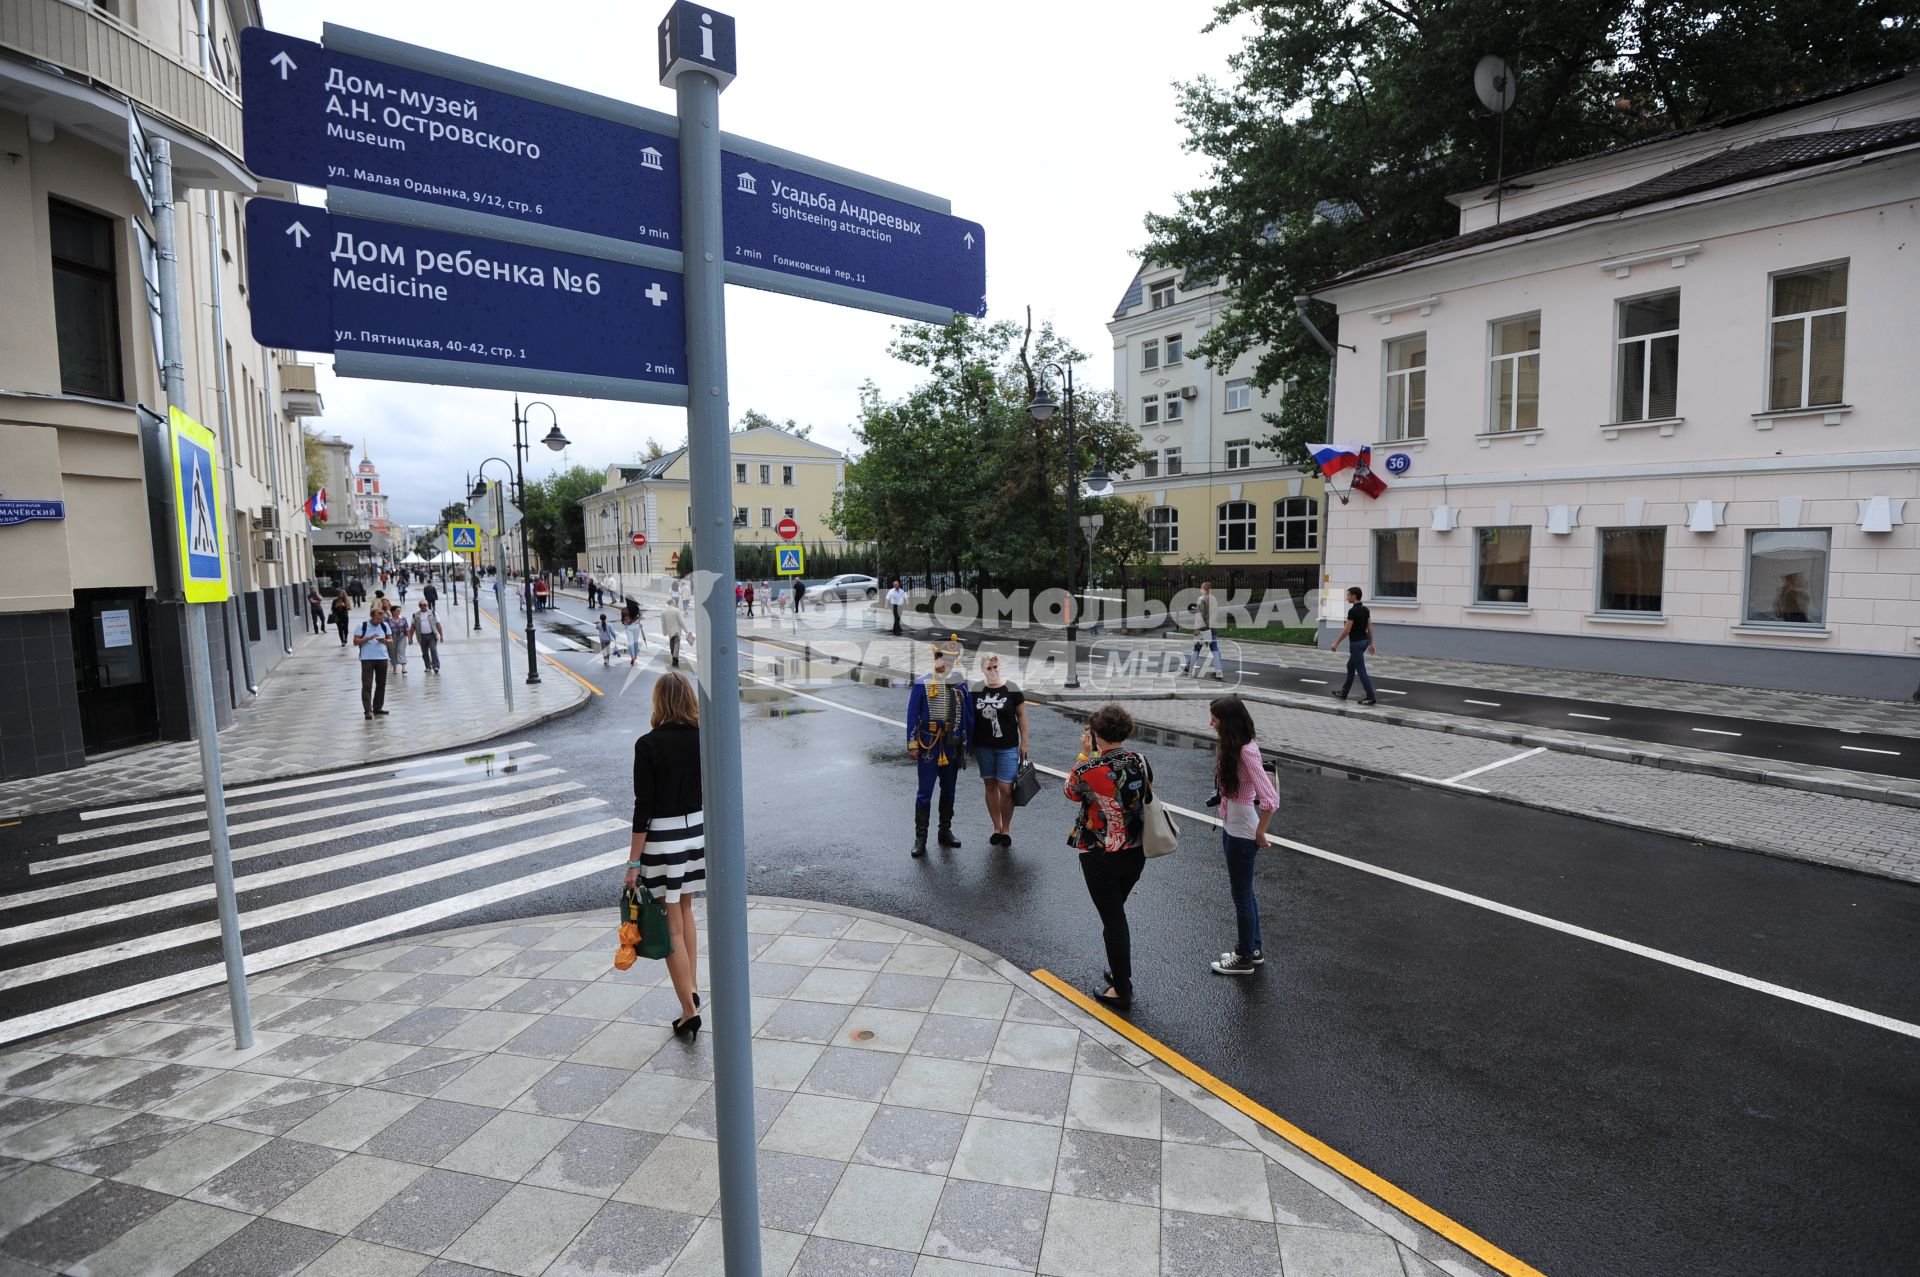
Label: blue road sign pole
xmin=152 ymin=137 xmax=254 ymax=1050
xmin=665 ymin=5 xmax=760 ymax=1270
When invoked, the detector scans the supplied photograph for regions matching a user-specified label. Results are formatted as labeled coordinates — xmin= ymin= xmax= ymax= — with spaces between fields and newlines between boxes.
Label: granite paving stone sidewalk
xmin=0 ymin=899 xmax=1497 ymax=1277
xmin=0 ymin=617 xmax=589 ymax=820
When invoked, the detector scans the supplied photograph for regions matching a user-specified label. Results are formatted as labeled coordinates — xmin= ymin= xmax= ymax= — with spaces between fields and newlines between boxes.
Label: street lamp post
xmin=511 ymin=397 xmax=569 ymax=685
xmin=1028 ymin=363 xmax=1112 ymax=691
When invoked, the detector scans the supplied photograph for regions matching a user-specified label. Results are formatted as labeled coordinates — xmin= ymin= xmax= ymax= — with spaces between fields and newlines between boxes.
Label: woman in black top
xmin=627 ymin=672 xmax=707 ymax=1038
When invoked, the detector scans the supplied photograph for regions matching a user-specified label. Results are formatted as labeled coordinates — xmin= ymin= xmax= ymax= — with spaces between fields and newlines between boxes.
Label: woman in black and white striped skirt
xmin=625 ymin=672 xmax=707 ymax=1038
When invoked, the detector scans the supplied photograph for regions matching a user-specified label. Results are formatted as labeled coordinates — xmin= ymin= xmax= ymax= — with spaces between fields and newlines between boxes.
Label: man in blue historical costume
xmin=906 ymin=633 xmax=974 ymax=857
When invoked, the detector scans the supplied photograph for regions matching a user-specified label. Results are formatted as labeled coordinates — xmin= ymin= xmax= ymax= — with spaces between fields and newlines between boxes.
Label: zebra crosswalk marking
xmin=0 ymin=796 xmax=611 ymax=948
xmin=34 ymin=770 xmax=570 ymax=874
xmin=0 ymin=817 xmax=631 ymax=992
xmin=54 ymin=756 xmax=554 ymax=843
xmin=75 ymin=741 xmax=540 ymax=820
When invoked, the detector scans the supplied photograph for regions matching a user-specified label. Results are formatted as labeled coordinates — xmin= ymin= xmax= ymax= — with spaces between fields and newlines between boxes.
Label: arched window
xmin=1274 ymin=496 xmax=1319 ymax=552
xmin=1146 ymin=506 xmax=1179 ymax=554
xmin=1216 ymin=500 xmax=1257 ymax=553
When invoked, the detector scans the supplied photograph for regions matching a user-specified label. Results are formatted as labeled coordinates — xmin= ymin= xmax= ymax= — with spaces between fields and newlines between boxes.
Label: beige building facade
xmin=0 ymin=0 xmax=320 ymax=780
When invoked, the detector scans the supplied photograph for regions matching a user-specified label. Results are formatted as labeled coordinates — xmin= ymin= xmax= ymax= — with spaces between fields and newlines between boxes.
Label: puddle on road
xmin=739 ymin=684 xmax=823 ymax=720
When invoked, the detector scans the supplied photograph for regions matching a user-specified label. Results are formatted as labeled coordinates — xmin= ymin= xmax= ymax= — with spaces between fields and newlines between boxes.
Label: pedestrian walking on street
xmin=886 ymin=579 xmax=907 ymax=635
xmin=620 ymin=600 xmax=646 ymax=664
xmin=423 ymin=579 xmax=438 ymax=610
xmin=587 ymin=577 xmax=599 ymax=609
xmin=307 ymin=586 xmax=326 ymax=635
xmin=1330 ymin=586 xmax=1377 ymax=705
xmin=627 ymin=672 xmax=707 ymax=1039
xmin=331 ymin=590 xmax=352 ymax=646
xmin=398 ymin=577 xmax=408 ymax=605
xmin=1186 ymin=580 xmax=1224 ymax=679
xmin=793 ymin=578 xmax=807 ymax=617
xmin=1207 ymin=695 xmax=1276 ymax=976
xmin=348 ymin=578 xmax=366 ymax=608
xmin=354 ymin=603 xmax=393 ymax=718
xmin=1065 ymin=704 xmax=1151 ymax=1010
xmin=387 ymin=605 xmax=411 ymax=675
xmin=597 ymin=613 xmax=616 ymax=665
xmin=972 ymin=654 xmax=1028 ymax=847
xmin=744 ymin=582 xmax=756 ymax=618
xmin=660 ymin=599 xmax=687 ymax=667
xmin=734 ymin=582 xmax=745 ymax=613
xmin=414 ymin=601 xmax=444 ymax=674
xmin=906 ymin=634 xmax=973 ymax=857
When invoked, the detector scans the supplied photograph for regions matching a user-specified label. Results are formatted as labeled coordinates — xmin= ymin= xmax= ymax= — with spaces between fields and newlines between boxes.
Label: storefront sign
xmin=0 ymin=500 xmax=66 ymax=527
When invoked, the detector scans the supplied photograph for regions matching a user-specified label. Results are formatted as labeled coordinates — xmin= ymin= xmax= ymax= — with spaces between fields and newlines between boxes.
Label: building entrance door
xmin=70 ymin=589 xmax=159 ymax=755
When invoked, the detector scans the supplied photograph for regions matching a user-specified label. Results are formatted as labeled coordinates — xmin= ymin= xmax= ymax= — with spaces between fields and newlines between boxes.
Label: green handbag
xmin=620 ymin=884 xmax=674 ymax=961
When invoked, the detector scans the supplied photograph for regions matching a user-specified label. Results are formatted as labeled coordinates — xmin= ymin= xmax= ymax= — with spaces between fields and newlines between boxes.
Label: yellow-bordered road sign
xmin=775 ymin=545 xmax=804 ymax=576
xmin=449 ymin=522 xmax=479 ymax=551
xmin=169 ymin=407 xmax=229 ymax=602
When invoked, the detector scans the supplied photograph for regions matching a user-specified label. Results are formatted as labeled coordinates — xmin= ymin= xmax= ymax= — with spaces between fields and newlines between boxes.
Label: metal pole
xmin=513 ymin=399 xmax=541 ymax=684
xmin=492 ymin=483 xmax=515 ymax=711
xmin=153 ymin=137 xmax=252 ymax=1049
xmin=674 ymin=63 xmax=762 ymax=1277
xmin=261 ymin=347 xmax=294 ymax=656
xmin=1063 ymin=364 xmax=1080 ymax=690
xmin=203 ymin=199 xmax=258 ymax=696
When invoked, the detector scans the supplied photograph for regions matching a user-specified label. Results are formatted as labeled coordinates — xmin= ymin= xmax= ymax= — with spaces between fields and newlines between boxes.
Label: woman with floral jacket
xmin=1064 ymin=703 xmax=1152 ymax=1010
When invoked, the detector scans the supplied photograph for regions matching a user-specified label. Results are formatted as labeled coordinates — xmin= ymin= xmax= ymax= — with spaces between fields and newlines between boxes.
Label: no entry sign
xmin=631 ymin=531 xmax=648 ymax=547
xmin=776 ymin=517 xmax=798 ymax=540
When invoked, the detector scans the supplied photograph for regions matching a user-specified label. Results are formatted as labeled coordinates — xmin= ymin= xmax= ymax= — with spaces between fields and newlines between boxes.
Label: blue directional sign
xmin=241 ymin=29 xmax=682 ymax=250
xmin=723 ymin=152 xmax=986 ymax=317
xmin=244 ymin=198 xmax=687 ymax=387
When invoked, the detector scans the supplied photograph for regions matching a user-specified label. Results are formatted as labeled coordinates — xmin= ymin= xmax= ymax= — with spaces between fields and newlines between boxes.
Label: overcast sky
xmin=263 ymin=0 xmax=1244 ymax=525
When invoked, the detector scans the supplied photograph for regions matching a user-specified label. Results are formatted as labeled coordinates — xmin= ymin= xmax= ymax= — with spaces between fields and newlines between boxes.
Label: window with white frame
xmin=1225 ymin=378 xmax=1251 ymax=412
xmin=1768 ymin=262 xmax=1847 ymax=412
xmin=783 ymin=507 xmax=795 ymax=520
xmin=761 ymin=508 xmax=773 ymax=527
xmin=1744 ymin=529 xmax=1829 ymax=625
xmin=1163 ymin=392 xmax=1184 ymax=422
xmin=758 ymin=463 xmax=771 ymax=484
xmin=1273 ymin=497 xmax=1318 ymax=552
xmin=1164 ymin=447 xmax=1183 ymax=476
xmin=1216 ymin=500 xmax=1256 ymax=552
xmin=1615 ymin=292 xmax=1679 ymax=423
xmin=1597 ymin=527 xmax=1665 ymax=613
xmin=782 ymin=465 xmax=794 ymax=485
xmin=1149 ymin=278 xmax=1176 ymax=309
xmin=1383 ymin=333 xmax=1426 ymax=441
xmin=1141 ymin=338 xmax=1160 ymax=371
xmin=1141 ymin=453 xmax=1160 ymax=479
xmin=1488 ymin=313 xmax=1541 ymax=433
xmin=1146 ymin=506 xmax=1178 ymax=554
xmin=733 ymin=507 xmax=748 ymax=526
xmin=1164 ymin=333 xmax=1183 ymax=365
xmin=1475 ymin=526 xmax=1532 ymax=604
xmin=1373 ymin=529 xmax=1417 ymax=599
xmin=1141 ymin=396 xmax=1160 ymax=426
xmin=1225 ymin=439 xmax=1251 ymax=470
xmin=734 ymin=462 xmax=747 ymax=483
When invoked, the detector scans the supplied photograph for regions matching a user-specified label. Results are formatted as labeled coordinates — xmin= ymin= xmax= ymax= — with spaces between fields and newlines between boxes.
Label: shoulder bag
xmin=1010 ymin=757 xmax=1041 ymax=807
xmin=1140 ymin=756 xmax=1180 ymax=858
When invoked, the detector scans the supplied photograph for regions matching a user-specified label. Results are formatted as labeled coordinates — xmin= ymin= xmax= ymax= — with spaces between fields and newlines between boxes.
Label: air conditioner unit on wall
xmin=260 ymin=538 xmax=280 ymax=562
xmin=258 ymin=506 xmax=279 ymax=530
xmin=1179 ymin=385 xmax=1198 ymax=399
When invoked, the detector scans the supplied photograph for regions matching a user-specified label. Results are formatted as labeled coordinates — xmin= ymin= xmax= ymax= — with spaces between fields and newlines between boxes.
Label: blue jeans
xmin=1340 ymin=647 xmax=1375 ymax=699
xmin=1187 ymin=630 xmax=1222 ymax=675
xmin=1221 ymin=832 xmax=1262 ymax=956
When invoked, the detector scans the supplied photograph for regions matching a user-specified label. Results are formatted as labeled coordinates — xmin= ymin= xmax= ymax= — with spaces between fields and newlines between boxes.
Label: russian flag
xmin=1310 ymin=445 xmax=1360 ymax=477
xmin=304 ymin=487 xmax=328 ymax=524
xmin=1311 ymin=446 xmax=1388 ymax=499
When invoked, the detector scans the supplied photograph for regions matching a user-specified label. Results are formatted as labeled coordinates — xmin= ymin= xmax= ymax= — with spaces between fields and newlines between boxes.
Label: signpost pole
xmin=669 ymin=31 xmax=762 ymax=1275
xmin=492 ymin=485 xmax=515 ymax=713
xmin=152 ymin=136 xmax=253 ymax=1049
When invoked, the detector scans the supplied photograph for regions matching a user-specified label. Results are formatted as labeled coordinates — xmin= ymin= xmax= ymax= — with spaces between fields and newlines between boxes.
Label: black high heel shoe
xmin=672 ymin=1012 xmax=702 ymax=1040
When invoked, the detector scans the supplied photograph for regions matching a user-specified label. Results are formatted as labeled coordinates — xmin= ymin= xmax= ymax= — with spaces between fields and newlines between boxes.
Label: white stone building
xmin=1309 ymin=69 xmax=1920 ymax=698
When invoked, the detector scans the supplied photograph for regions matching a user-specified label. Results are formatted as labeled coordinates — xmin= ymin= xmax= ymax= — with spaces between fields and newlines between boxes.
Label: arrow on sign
xmin=270 ymin=50 xmax=297 ymax=79
xmin=964 ymin=232 xmax=975 ymax=250
xmin=285 ymin=221 xmax=310 ymax=248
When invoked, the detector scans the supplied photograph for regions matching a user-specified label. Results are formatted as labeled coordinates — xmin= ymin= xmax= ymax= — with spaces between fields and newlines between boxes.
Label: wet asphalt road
xmin=476 ymin=611 xmax=1920 ymax=1277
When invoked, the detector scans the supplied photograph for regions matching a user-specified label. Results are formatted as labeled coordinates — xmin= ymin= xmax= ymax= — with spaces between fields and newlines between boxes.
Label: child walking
xmin=597 ymin=613 xmax=616 ymax=666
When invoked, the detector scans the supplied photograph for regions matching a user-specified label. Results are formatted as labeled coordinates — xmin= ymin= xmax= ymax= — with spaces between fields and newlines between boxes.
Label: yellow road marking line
xmin=0 ymin=820 xmax=18 ymax=829
xmin=478 ymin=604 xmax=604 ymax=696
xmin=1030 ymin=967 xmax=1550 ymax=1277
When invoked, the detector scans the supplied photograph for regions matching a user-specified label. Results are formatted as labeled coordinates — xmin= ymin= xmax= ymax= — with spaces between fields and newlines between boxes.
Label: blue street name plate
xmin=244 ymin=198 xmax=687 ymax=386
xmin=722 ymin=153 xmax=986 ymax=317
xmin=241 ymin=28 xmax=682 ymax=250
xmin=0 ymin=500 xmax=65 ymax=528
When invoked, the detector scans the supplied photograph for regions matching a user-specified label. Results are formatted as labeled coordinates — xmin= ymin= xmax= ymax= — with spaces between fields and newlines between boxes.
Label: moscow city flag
xmin=1310 ymin=446 xmax=1387 ymax=499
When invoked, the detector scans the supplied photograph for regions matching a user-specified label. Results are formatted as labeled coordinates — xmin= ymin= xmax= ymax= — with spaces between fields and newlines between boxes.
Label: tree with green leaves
xmin=521 ymin=464 xmax=608 ymax=567
xmin=1145 ymin=0 xmax=1919 ymax=463
xmin=832 ymin=315 xmax=1143 ymax=589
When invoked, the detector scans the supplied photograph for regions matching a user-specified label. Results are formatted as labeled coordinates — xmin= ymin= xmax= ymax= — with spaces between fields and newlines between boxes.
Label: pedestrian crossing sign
xmin=168 ymin=407 xmax=229 ymax=602
xmin=449 ymin=522 xmax=479 ymax=551
xmin=775 ymin=545 xmax=804 ymax=576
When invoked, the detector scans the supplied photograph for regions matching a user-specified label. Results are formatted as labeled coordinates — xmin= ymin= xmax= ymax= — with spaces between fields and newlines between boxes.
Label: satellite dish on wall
xmin=1475 ymin=55 xmax=1516 ymax=113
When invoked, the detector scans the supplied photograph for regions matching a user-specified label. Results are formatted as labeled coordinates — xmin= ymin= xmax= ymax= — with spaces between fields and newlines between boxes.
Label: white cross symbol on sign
xmin=645 ymin=283 xmax=670 ymax=307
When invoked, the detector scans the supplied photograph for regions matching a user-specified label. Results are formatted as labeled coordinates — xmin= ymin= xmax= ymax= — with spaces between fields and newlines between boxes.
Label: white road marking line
xmin=1298 ymin=678 xmax=1327 ymax=685
xmin=774 ymin=670 xmax=1920 ymax=1043
xmin=1397 ymin=773 xmax=1491 ymax=795
xmin=1567 ymin=713 xmax=1611 ymax=721
xmin=0 ymin=790 xmax=597 ymax=913
xmin=1463 ymin=699 xmax=1502 ymax=707
xmin=56 ymin=756 xmax=553 ymax=843
xmin=34 ymin=769 xmax=567 ymax=874
xmin=0 ymin=797 xmax=610 ymax=948
xmin=1841 ymin=745 xmax=1901 ymax=756
xmin=75 ymin=741 xmax=539 ymax=820
xmin=1690 ymin=728 xmax=1742 ymax=738
xmin=1375 ymin=688 xmax=1407 ymax=696
xmin=0 ymin=847 xmax=627 ymax=1047
xmin=0 ymin=818 xmax=631 ymax=992
xmin=1443 ymin=747 xmax=1547 ymax=785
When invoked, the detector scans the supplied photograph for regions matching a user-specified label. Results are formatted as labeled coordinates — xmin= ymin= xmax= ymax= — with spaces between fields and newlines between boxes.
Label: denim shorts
xmin=974 ymin=746 xmax=1021 ymax=783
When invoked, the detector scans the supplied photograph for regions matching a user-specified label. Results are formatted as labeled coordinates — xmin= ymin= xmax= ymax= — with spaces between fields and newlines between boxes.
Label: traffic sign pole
xmin=664 ymin=7 xmax=760 ymax=1271
xmin=152 ymin=137 xmax=253 ymax=1051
